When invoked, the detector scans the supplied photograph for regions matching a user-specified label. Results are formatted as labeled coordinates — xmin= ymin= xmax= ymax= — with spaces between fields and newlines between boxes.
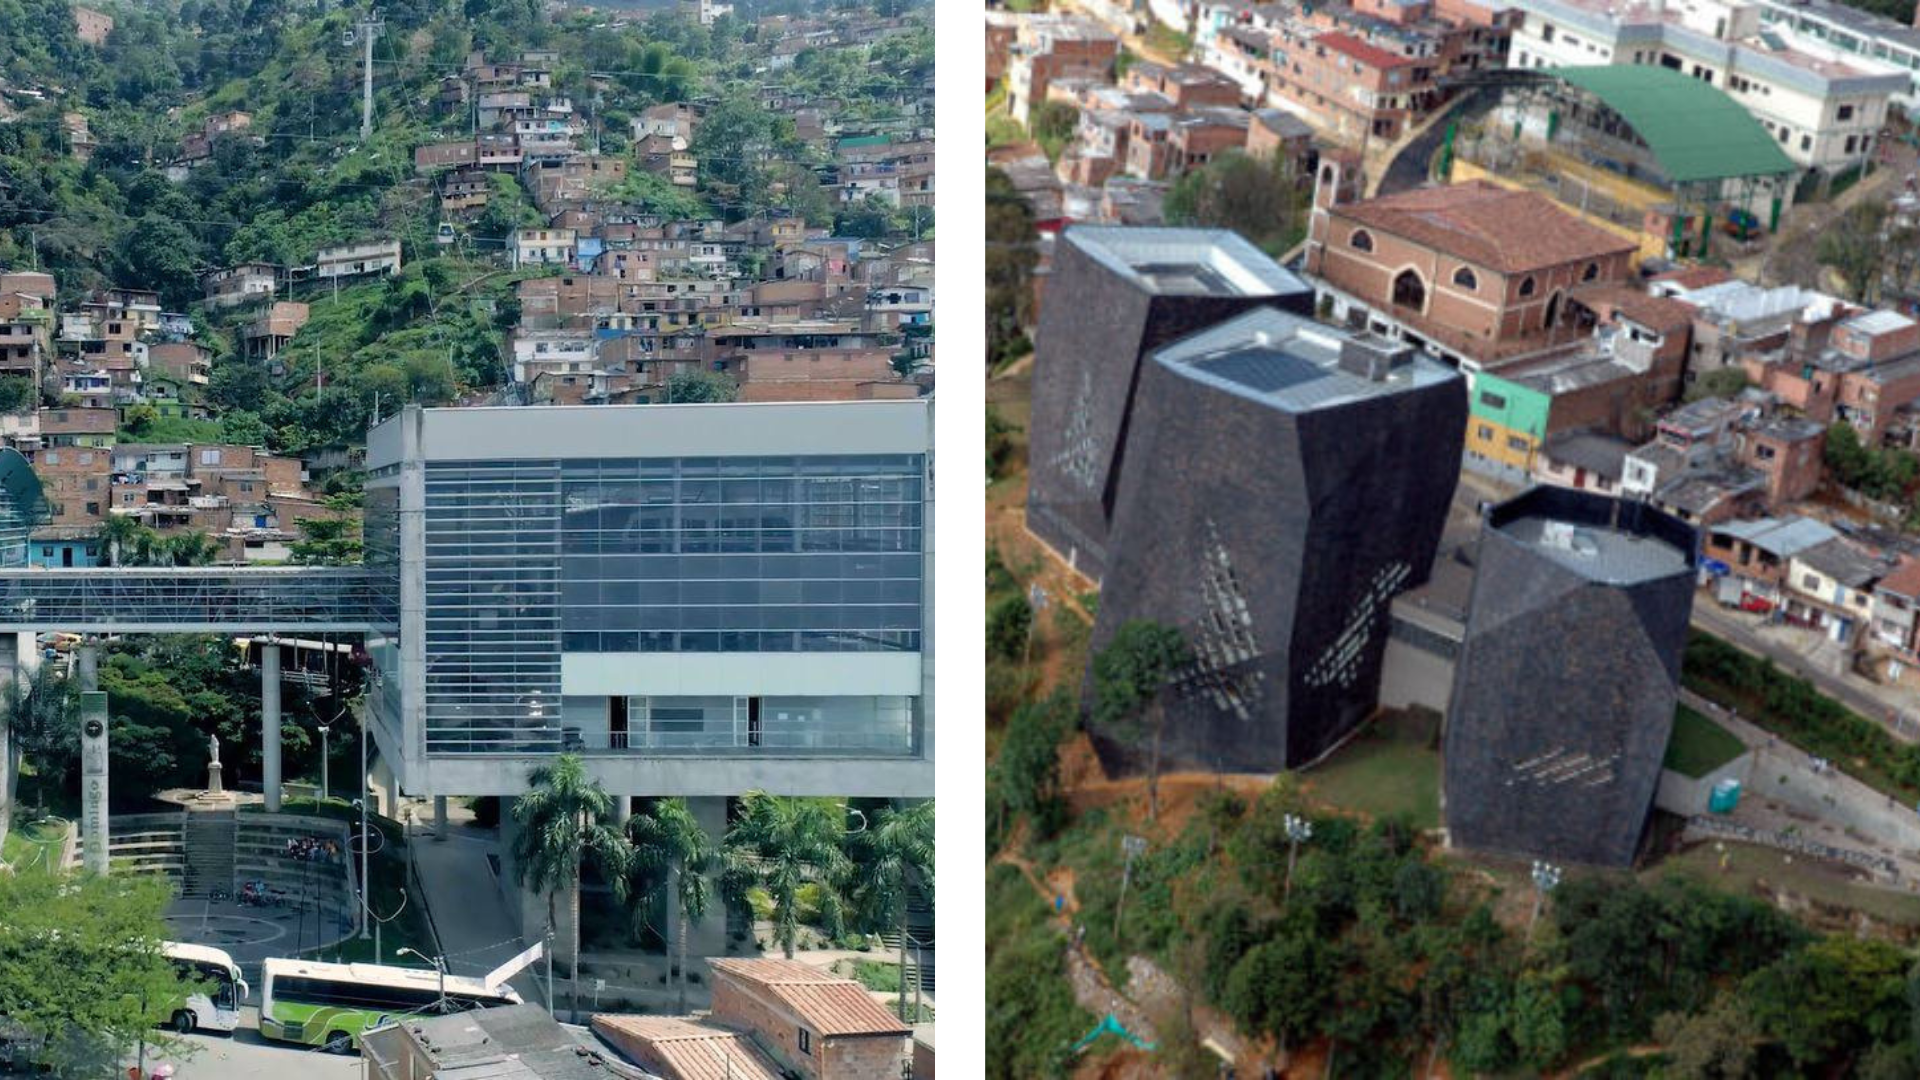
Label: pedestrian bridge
xmin=0 ymin=566 xmax=390 ymax=633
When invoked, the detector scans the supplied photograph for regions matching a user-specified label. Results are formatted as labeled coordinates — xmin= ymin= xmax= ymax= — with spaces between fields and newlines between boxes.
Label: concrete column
xmin=609 ymin=794 xmax=631 ymax=829
xmin=262 ymin=641 xmax=281 ymax=812
xmin=78 ymin=691 xmax=108 ymax=875
xmin=667 ymin=796 xmax=730 ymax=965
xmin=76 ymin=640 xmax=97 ymax=691
xmin=433 ymin=794 xmax=449 ymax=840
xmin=370 ymin=753 xmax=399 ymax=819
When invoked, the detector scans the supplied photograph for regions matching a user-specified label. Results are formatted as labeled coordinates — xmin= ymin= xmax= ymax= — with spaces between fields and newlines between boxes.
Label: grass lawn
xmin=1663 ymin=704 xmax=1747 ymax=779
xmin=1650 ymin=842 xmax=1920 ymax=927
xmin=1304 ymin=712 xmax=1441 ymax=829
xmin=1143 ymin=19 xmax=1193 ymax=58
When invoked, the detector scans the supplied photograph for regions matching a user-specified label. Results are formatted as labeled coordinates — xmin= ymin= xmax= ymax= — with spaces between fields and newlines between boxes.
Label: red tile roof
xmin=1316 ymin=31 xmax=1416 ymax=70
xmin=1876 ymin=555 xmax=1920 ymax=600
xmin=591 ymin=1016 xmax=783 ymax=1080
xmin=1650 ymin=265 xmax=1734 ymax=291
xmin=1336 ymin=180 xmax=1637 ymax=274
xmin=1568 ymin=284 xmax=1696 ymax=333
xmin=707 ymin=958 xmax=912 ymax=1037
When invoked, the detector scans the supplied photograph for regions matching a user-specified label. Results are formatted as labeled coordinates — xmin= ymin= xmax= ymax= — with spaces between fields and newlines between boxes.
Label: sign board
xmin=79 ymin=691 xmax=108 ymax=875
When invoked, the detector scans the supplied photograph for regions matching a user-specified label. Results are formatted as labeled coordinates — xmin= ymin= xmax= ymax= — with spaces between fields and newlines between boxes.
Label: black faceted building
xmin=1026 ymin=227 xmax=1312 ymax=582
xmin=1443 ymin=488 xmax=1698 ymax=868
xmin=1089 ymin=307 xmax=1466 ymax=774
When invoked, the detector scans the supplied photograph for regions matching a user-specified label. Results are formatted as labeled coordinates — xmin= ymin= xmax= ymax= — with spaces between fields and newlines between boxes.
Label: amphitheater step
xmin=180 ymin=810 xmax=237 ymax=899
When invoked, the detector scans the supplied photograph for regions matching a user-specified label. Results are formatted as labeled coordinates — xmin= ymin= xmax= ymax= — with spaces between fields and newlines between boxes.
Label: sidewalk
xmin=1691 ymin=599 xmax=1920 ymax=742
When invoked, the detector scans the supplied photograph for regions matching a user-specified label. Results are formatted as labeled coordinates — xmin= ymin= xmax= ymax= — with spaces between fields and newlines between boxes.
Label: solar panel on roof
xmin=1194 ymin=347 xmax=1327 ymax=393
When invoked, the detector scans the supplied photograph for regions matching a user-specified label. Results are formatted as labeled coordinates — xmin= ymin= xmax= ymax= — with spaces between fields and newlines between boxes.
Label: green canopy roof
xmin=1546 ymin=65 xmax=1796 ymax=184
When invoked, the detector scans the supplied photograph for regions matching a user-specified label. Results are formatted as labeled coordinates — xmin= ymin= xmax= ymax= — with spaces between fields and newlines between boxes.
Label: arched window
xmin=1350 ymin=229 xmax=1374 ymax=252
xmin=1452 ymin=267 xmax=1478 ymax=291
xmin=1544 ymin=291 xmax=1563 ymax=329
xmin=1392 ymin=268 xmax=1427 ymax=311
xmin=1582 ymin=261 xmax=1600 ymax=282
xmin=1519 ymin=275 xmax=1538 ymax=297
xmin=1321 ymin=164 xmax=1336 ymax=187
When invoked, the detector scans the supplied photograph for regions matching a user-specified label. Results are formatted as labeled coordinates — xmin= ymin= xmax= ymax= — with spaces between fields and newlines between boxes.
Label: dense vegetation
xmin=0 ymin=0 xmax=932 ymax=456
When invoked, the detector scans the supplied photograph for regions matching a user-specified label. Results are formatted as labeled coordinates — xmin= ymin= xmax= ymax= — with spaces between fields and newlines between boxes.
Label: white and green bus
xmin=257 ymin=957 xmax=521 ymax=1053
xmin=161 ymin=942 xmax=248 ymax=1034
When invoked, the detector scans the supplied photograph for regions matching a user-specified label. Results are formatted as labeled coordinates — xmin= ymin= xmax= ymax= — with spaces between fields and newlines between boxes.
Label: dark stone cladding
xmin=1025 ymin=229 xmax=1310 ymax=582
xmin=1443 ymin=487 xmax=1699 ymax=869
xmin=1085 ymin=329 xmax=1467 ymax=775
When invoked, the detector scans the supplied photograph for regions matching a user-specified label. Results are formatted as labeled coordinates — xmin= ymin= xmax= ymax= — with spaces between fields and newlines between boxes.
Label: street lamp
xmin=316 ymin=724 xmax=330 ymax=803
xmin=397 ymin=946 xmax=447 ymax=1011
xmin=1283 ymin=813 xmax=1313 ymax=901
xmin=1528 ymin=859 xmax=1563 ymax=942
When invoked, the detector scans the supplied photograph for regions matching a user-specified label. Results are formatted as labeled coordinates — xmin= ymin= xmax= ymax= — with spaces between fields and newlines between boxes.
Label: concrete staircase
xmin=181 ymin=810 xmax=236 ymax=898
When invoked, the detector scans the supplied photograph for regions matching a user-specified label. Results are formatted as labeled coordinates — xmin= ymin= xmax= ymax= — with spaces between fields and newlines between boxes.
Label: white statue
xmin=208 ymin=733 xmax=220 ymax=766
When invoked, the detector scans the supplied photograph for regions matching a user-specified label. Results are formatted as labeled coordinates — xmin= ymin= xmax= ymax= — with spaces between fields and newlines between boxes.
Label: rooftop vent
xmin=1337 ymin=333 xmax=1416 ymax=381
xmin=1541 ymin=520 xmax=1600 ymax=557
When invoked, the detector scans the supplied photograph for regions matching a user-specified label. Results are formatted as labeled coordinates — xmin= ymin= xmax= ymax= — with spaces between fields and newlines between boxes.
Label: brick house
xmin=413 ymin=140 xmax=478 ymax=173
xmin=593 ymin=1016 xmax=784 ymax=1080
xmin=705 ymin=959 xmax=911 ymax=1080
xmin=1869 ymin=556 xmax=1920 ymax=658
xmin=1006 ymin=15 xmax=1120 ymax=126
xmin=1738 ymin=416 xmax=1826 ymax=505
xmin=1123 ymin=60 xmax=1245 ymax=109
xmin=1307 ymin=172 xmax=1639 ymax=368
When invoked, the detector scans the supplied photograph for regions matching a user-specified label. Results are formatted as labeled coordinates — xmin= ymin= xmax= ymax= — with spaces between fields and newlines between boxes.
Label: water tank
xmin=1708 ymin=777 xmax=1742 ymax=814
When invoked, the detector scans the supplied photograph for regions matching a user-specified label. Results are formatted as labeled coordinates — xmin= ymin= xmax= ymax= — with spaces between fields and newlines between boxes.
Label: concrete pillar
xmin=434 ymin=794 xmax=448 ymax=840
xmin=370 ymin=753 xmax=399 ymax=819
xmin=609 ymin=794 xmax=631 ymax=829
xmin=76 ymin=640 xmax=97 ymax=691
xmin=78 ymin=691 xmax=108 ymax=875
xmin=262 ymin=641 xmax=281 ymax=812
xmin=667 ymin=796 xmax=731 ymax=965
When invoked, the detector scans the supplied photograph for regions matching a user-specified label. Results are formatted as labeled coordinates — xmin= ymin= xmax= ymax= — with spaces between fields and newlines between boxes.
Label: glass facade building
xmin=363 ymin=400 xmax=934 ymax=798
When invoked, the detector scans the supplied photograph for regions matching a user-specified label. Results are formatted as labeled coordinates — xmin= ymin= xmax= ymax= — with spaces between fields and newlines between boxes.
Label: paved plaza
xmin=163 ymin=894 xmax=355 ymax=991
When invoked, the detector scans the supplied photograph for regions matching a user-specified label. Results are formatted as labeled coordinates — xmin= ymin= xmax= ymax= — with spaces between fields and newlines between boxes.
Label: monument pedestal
xmin=208 ymin=761 xmax=223 ymax=795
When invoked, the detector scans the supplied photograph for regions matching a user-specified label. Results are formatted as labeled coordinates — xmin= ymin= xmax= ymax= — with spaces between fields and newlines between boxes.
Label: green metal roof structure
xmin=1546 ymin=65 xmax=1796 ymax=184
xmin=0 ymin=447 xmax=46 ymax=567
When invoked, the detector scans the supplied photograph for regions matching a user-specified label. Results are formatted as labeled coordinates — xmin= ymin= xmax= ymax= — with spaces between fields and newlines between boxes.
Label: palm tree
xmin=848 ymin=801 xmax=934 ymax=1020
xmin=626 ymin=798 xmax=715 ymax=1012
xmin=98 ymin=514 xmax=144 ymax=567
xmin=722 ymin=792 xmax=850 ymax=959
xmin=509 ymin=754 xmax=632 ymax=1021
xmin=159 ymin=531 xmax=219 ymax=567
xmin=0 ymin=663 xmax=74 ymax=854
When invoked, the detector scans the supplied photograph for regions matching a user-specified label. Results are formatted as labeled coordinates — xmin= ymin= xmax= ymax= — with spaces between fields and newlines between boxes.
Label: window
xmin=1581 ymin=262 xmax=1600 ymax=282
xmin=1391 ymin=268 xmax=1426 ymax=310
xmin=1839 ymin=104 xmax=1855 ymax=120
xmin=1803 ymin=574 xmax=1821 ymax=590
xmin=1801 ymin=134 xmax=1812 ymax=151
xmin=1846 ymin=135 xmax=1857 ymax=154
xmin=1349 ymin=229 xmax=1374 ymax=252
xmin=1479 ymin=390 xmax=1507 ymax=409
xmin=1452 ymin=266 xmax=1478 ymax=290
xmin=798 ymin=1029 xmax=812 ymax=1056
xmin=1541 ymin=22 xmax=1554 ymax=41
xmin=1519 ymin=276 xmax=1537 ymax=297
xmin=200 ymin=449 xmax=221 ymax=465
xmin=1506 ymin=435 xmax=1530 ymax=452
xmin=1476 ymin=424 xmax=1494 ymax=440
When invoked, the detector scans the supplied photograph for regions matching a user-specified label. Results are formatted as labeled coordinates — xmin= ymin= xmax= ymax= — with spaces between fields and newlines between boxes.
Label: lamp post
xmin=1528 ymin=859 xmax=1563 ymax=942
xmin=397 ymin=946 xmax=447 ymax=1011
xmin=1282 ymin=814 xmax=1313 ymax=902
xmin=316 ymin=724 xmax=330 ymax=803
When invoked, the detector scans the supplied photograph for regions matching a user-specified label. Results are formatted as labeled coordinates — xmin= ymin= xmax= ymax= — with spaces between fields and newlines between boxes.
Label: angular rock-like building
xmin=1088 ymin=306 xmax=1466 ymax=774
xmin=1026 ymin=226 xmax=1311 ymax=582
xmin=1443 ymin=487 xmax=1698 ymax=868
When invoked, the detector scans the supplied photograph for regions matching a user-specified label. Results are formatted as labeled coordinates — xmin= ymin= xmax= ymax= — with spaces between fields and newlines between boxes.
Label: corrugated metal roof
xmin=1713 ymin=515 xmax=1840 ymax=555
xmin=1548 ymin=65 xmax=1796 ymax=184
xmin=591 ymin=1016 xmax=781 ymax=1080
xmin=707 ymin=959 xmax=911 ymax=1037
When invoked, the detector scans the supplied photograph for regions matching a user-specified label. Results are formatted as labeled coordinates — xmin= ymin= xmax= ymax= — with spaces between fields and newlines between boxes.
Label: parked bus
xmin=257 ymin=957 xmax=521 ymax=1053
xmin=161 ymin=942 xmax=247 ymax=1035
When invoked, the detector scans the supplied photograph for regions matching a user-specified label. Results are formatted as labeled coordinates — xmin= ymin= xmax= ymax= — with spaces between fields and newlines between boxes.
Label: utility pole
xmin=348 ymin=15 xmax=385 ymax=142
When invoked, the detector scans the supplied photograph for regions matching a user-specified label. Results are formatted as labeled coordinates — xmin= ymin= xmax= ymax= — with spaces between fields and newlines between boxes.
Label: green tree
xmin=0 ymin=375 xmax=34 ymax=412
xmin=986 ymin=404 xmax=1020 ymax=480
xmin=1164 ymin=151 xmax=1305 ymax=255
xmin=1029 ymin=100 xmax=1078 ymax=162
xmin=218 ymin=409 xmax=271 ymax=447
xmin=1090 ymin=620 xmax=1190 ymax=821
xmin=986 ymin=592 xmax=1032 ymax=662
xmin=0 ymin=871 xmax=197 ymax=1075
xmin=847 ymin=801 xmax=934 ymax=1020
xmin=508 ymin=754 xmax=633 ymax=1022
xmin=1743 ymin=936 xmax=1912 ymax=1069
xmin=1817 ymin=199 xmax=1895 ymax=304
xmin=986 ymin=167 xmax=1038 ymax=368
xmin=663 ymin=369 xmax=737 ymax=403
xmin=722 ymin=792 xmax=850 ymax=958
xmin=625 ymin=797 xmax=715 ymax=1013
xmin=989 ymin=691 xmax=1073 ymax=844
xmin=1222 ymin=928 xmax=1332 ymax=1056
xmin=0 ymin=663 xmax=74 ymax=853
xmin=1654 ymin=997 xmax=1761 ymax=1080
xmin=121 ymin=403 xmax=158 ymax=437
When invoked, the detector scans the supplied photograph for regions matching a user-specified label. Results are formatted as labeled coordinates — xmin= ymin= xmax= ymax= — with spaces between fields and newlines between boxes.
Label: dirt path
xmin=993 ymin=850 xmax=1160 ymax=1046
